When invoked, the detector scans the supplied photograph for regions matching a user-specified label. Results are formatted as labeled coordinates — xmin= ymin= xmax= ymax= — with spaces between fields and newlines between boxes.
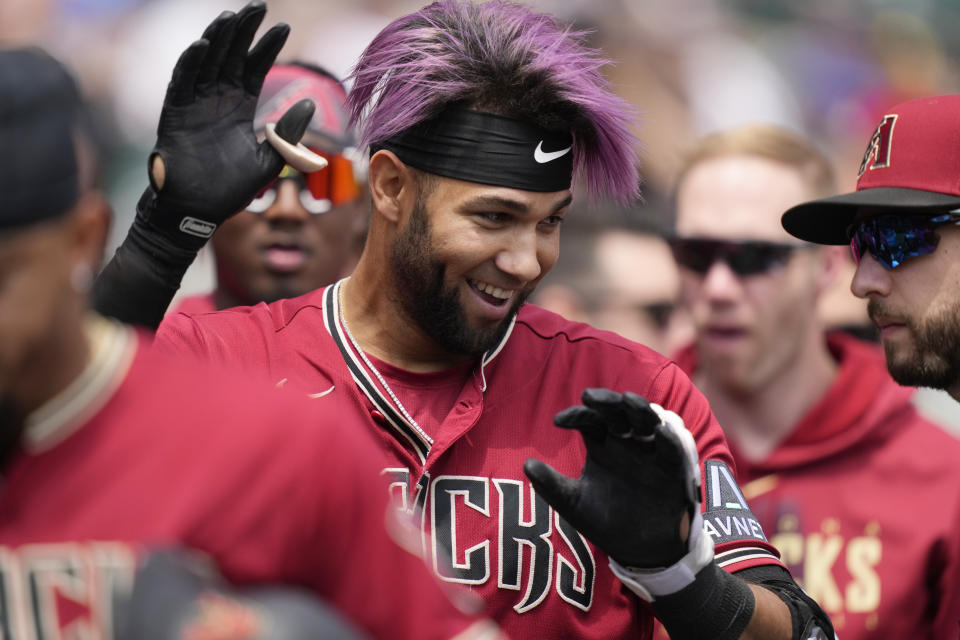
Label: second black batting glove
xmin=524 ymin=388 xmax=714 ymax=602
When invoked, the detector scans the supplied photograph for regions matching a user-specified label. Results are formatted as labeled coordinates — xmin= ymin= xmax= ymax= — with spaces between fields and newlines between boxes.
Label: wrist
xmin=608 ymin=510 xmax=714 ymax=602
xmin=135 ymin=186 xmax=217 ymax=254
xmin=651 ymin=563 xmax=755 ymax=640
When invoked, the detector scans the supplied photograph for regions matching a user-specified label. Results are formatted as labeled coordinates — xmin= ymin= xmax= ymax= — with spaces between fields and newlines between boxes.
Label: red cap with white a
xmin=783 ymin=94 xmax=960 ymax=245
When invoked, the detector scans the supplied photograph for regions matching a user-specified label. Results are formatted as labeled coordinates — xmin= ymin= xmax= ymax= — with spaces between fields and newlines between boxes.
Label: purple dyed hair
xmin=347 ymin=0 xmax=640 ymax=204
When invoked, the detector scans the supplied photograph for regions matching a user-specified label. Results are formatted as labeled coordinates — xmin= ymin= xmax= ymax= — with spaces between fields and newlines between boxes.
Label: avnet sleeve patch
xmin=702 ymin=460 xmax=769 ymax=545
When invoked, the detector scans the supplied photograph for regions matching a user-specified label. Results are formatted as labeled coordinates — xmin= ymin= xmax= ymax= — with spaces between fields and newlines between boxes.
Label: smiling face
xmin=675 ymin=155 xmax=827 ymax=393
xmin=388 ymin=175 xmax=570 ymax=356
xmin=851 ymin=223 xmax=960 ymax=395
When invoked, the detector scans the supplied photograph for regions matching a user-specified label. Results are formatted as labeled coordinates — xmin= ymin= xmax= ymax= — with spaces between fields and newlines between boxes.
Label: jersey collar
xmin=322 ymin=278 xmax=515 ymax=463
xmin=24 ymin=315 xmax=137 ymax=453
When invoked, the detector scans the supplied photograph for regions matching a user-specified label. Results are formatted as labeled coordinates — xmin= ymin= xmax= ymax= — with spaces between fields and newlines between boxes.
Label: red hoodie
xmin=673 ymin=332 xmax=960 ymax=639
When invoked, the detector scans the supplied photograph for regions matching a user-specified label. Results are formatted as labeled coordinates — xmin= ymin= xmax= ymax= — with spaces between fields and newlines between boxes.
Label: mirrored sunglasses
xmin=668 ymin=237 xmax=804 ymax=276
xmin=847 ymin=211 xmax=960 ymax=270
xmin=247 ymin=153 xmax=360 ymax=215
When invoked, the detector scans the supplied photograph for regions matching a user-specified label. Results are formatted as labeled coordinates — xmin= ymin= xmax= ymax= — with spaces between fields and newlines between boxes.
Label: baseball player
xmin=169 ymin=61 xmax=367 ymax=317
xmin=783 ymin=95 xmax=960 ymax=406
xmin=668 ymin=124 xmax=960 ymax=638
xmin=93 ymin=2 xmax=835 ymax=638
xmin=0 ymin=45 xmax=501 ymax=640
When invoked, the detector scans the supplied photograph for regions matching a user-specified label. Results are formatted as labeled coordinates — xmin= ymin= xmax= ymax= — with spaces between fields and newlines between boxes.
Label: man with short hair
xmin=783 ymin=95 xmax=960 ymax=404
xmin=535 ymin=226 xmax=691 ymax=356
xmin=172 ymin=61 xmax=368 ymax=316
xmin=0 ymin=44 xmax=501 ymax=640
xmin=94 ymin=2 xmax=835 ymax=638
xmin=668 ymin=123 xmax=960 ymax=639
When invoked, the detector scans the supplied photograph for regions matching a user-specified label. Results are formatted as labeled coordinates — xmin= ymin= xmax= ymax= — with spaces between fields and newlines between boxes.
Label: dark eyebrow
xmin=464 ymin=193 xmax=573 ymax=215
xmin=551 ymin=194 xmax=574 ymax=213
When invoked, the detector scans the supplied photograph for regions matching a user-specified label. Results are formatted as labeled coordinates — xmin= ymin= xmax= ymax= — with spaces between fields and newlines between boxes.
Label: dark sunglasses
xmin=247 ymin=153 xmax=360 ymax=215
xmin=668 ymin=237 xmax=804 ymax=276
xmin=847 ymin=211 xmax=960 ymax=270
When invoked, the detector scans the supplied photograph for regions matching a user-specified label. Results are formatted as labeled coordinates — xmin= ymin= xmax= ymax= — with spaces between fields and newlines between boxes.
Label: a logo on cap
xmin=858 ymin=114 xmax=897 ymax=177
xmin=534 ymin=141 xmax=572 ymax=164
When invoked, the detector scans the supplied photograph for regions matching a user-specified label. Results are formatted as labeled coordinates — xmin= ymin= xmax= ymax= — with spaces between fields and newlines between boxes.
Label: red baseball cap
xmin=254 ymin=63 xmax=356 ymax=153
xmin=782 ymin=95 xmax=960 ymax=245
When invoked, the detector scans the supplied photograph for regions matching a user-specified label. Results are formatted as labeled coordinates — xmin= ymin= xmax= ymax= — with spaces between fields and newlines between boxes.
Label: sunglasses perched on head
xmin=847 ymin=211 xmax=960 ymax=270
xmin=246 ymin=152 xmax=360 ymax=215
xmin=668 ymin=237 xmax=804 ymax=276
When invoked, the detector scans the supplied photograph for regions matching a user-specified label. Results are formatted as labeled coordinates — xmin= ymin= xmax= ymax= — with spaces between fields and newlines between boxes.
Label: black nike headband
xmin=372 ymin=108 xmax=574 ymax=192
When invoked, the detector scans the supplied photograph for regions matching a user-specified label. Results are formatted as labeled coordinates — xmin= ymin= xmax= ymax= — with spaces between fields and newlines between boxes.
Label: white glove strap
xmin=608 ymin=511 xmax=714 ymax=602
xmin=608 ymin=403 xmax=715 ymax=603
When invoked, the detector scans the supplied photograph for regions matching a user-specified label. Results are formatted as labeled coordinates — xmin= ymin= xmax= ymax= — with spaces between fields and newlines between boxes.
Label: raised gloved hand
xmin=94 ymin=2 xmax=317 ymax=328
xmin=524 ymin=388 xmax=713 ymax=601
xmin=139 ymin=1 xmax=315 ymax=249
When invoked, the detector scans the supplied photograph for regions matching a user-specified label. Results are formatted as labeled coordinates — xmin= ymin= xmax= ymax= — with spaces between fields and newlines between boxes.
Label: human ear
xmin=67 ymin=191 xmax=112 ymax=272
xmin=367 ymin=150 xmax=416 ymax=225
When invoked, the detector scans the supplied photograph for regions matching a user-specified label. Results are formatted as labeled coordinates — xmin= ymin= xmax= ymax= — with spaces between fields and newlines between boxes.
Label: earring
xmin=71 ymin=263 xmax=93 ymax=294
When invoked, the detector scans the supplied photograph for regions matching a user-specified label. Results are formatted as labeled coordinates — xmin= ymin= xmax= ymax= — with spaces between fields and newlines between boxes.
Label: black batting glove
xmin=524 ymin=388 xmax=714 ymax=601
xmin=94 ymin=2 xmax=314 ymax=328
xmin=139 ymin=0 xmax=314 ymax=250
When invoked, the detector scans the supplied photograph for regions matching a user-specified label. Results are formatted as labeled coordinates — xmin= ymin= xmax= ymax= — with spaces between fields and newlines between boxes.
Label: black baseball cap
xmin=0 ymin=47 xmax=84 ymax=230
xmin=782 ymin=95 xmax=960 ymax=245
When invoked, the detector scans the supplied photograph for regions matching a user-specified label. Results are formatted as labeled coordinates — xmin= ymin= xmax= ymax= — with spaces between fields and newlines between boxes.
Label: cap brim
xmin=781 ymin=187 xmax=960 ymax=245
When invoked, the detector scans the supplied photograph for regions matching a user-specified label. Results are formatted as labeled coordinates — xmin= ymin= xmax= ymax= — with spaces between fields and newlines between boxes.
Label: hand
xmin=524 ymin=388 xmax=702 ymax=569
xmin=141 ymin=1 xmax=314 ymax=246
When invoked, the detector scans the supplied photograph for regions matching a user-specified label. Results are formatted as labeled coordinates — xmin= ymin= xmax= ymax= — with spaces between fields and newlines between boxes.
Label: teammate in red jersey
xmin=666 ymin=124 xmax=960 ymax=639
xmin=93 ymin=2 xmax=835 ymax=638
xmin=171 ymin=61 xmax=368 ymax=317
xmin=0 ymin=45 xmax=502 ymax=640
xmin=783 ymin=96 xmax=960 ymax=406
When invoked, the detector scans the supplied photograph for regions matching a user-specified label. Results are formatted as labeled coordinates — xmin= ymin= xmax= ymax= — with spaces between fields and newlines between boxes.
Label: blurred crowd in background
xmin=3 ymin=0 xmax=958 ymax=427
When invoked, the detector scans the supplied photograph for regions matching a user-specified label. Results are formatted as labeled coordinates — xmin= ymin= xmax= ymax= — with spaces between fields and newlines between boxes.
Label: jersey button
xmin=370 ymin=409 xmax=387 ymax=425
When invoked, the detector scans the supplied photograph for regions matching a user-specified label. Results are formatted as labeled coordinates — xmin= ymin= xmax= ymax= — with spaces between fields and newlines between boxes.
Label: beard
xmin=870 ymin=299 xmax=960 ymax=390
xmin=389 ymin=199 xmax=527 ymax=357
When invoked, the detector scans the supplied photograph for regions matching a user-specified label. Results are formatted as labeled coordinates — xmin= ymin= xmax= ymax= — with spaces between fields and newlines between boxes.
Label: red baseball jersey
xmin=0 ymin=319 xmax=497 ymax=640
xmin=155 ymin=280 xmax=784 ymax=640
xmin=674 ymin=332 xmax=960 ymax=639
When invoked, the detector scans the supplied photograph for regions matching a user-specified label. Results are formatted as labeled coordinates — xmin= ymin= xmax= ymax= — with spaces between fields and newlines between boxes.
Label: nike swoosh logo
xmin=534 ymin=141 xmax=572 ymax=164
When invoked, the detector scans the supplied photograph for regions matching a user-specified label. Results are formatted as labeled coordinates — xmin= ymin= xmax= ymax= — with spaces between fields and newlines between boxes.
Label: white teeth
xmin=471 ymin=279 xmax=513 ymax=300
